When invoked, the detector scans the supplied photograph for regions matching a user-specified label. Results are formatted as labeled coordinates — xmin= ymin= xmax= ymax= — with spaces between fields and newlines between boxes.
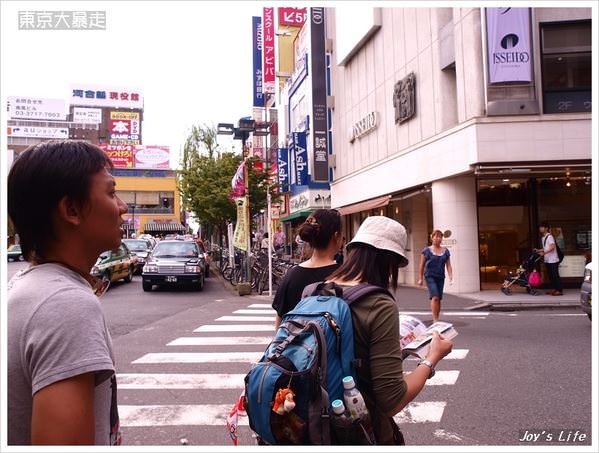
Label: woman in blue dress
xmin=417 ymin=229 xmax=453 ymax=322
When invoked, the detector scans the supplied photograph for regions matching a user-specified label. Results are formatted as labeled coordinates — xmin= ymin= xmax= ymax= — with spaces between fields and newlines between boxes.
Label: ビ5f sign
xmin=486 ymin=8 xmax=532 ymax=84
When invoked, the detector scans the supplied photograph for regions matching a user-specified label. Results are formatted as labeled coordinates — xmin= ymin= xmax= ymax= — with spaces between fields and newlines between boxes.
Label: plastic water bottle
xmin=331 ymin=399 xmax=349 ymax=421
xmin=342 ymin=376 xmax=368 ymax=420
xmin=342 ymin=376 xmax=375 ymax=444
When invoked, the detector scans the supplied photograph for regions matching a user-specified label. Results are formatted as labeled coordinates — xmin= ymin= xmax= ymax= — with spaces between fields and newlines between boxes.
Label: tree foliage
xmin=178 ymin=124 xmax=281 ymax=241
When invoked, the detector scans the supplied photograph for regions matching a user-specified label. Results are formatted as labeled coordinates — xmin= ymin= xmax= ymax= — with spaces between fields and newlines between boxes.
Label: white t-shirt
xmin=542 ymin=234 xmax=559 ymax=263
xmin=7 ymin=264 xmax=120 ymax=445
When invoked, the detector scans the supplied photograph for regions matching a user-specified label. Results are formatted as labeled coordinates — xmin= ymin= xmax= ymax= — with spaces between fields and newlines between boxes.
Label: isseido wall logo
xmin=493 ymin=31 xmax=530 ymax=64
xmin=349 ymin=112 xmax=378 ymax=143
xmin=311 ymin=7 xmax=323 ymax=25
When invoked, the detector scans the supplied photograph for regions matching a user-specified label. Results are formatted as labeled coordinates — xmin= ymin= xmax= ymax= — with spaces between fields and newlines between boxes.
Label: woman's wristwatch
xmin=418 ymin=358 xmax=436 ymax=379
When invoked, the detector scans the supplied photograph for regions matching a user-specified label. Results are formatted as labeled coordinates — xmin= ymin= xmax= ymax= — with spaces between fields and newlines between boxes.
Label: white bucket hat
xmin=347 ymin=216 xmax=409 ymax=267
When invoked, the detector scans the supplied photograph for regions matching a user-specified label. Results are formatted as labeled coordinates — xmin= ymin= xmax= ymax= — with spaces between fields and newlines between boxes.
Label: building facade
xmin=327 ymin=7 xmax=592 ymax=292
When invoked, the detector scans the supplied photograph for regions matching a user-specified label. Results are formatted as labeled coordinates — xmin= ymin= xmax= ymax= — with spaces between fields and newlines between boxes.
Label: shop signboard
xmin=278 ymin=7 xmax=307 ymax=27
xmin=277 ymin=147 xmax=289 ymax=192
xmin=486 ymin=8 xmax=532 ymax=83
xmin=292 ymin=131 xmax=308 ymax=186
xmin=252 ymin=16 xmax=264 ymax=107
xmin=262 ymin=7 xmax=275 ymax=94
xmin=233 ymin=198 xmax=248 ymax=251
xmin=310 ymin=7 xmax=329 ymax=182
xmin=8 ymin=96 xmax=66 ymax=120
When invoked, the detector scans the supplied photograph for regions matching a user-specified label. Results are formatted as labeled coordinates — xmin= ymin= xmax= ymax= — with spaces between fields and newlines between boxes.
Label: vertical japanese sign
xmin=233 ymin=198 xmax=248 ymax=251
xmin=252 ymin=16 xmax=264 ymax=107
xmin=262 ymin=7 xmax=275 ymax=94
xmin=278 ymin=148 xmax=289 ymax=192
xmin=310 ymin=7 xmax=329 ymax=182
xmin=486 ymin=8 xmax=532 ymax=83
xmin=293 ymin=131 xmax=308 ymax=186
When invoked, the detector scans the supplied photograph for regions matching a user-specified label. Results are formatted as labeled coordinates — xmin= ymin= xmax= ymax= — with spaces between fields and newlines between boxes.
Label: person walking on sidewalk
xmin=7 ymin=140 xmax=127 ymax=445
xmin=272 ymin=209 xmax=342 ymax=328
xmin=325 ymin=216 xmax=454 ymax=444
xmin=534 ymin=221 xmax=563 ymax=296
xmin=418 ymin=229 xmax=453 ymax=323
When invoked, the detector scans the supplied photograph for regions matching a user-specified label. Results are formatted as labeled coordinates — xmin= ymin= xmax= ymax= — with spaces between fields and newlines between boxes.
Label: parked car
xmin=142 ymin=240 xmax=206 ymax=292
xmin=123 ymin=239 xmax=151 ymax=274
xmin=580 ymin=262 xmax=592 ymax=320
xmin=91 ymin=242 xmax=134 ymax=284
xmin=7 ymin=244 xmax=24 ymax=262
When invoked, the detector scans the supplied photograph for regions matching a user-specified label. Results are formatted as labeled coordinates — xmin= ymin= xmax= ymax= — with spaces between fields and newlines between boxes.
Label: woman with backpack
xmin=272 ymin=209 xmax=343 ymax=328
xmin=326 ymin=216 xmax=454 ymax=445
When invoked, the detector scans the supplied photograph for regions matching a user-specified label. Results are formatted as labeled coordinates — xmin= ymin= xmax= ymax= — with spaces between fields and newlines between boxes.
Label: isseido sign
xmin=486 ymin=8 xmax=532 ymax=84
xmin=349 ymin=112 xmax=378 ymax=143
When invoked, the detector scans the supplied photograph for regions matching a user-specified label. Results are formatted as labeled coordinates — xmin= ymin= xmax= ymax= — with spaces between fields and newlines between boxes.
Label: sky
xmin=1 ymin=0 xmax=271 ymax=168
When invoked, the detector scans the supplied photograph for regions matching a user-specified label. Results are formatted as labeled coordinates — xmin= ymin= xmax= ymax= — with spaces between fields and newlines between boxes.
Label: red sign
xmin=278 ymin=7 xmax=306 ymax=27
xmin=262 ymin=7 xmax=275 ymax=94
xmin=99 ymin=144 xmax=134 ymax=168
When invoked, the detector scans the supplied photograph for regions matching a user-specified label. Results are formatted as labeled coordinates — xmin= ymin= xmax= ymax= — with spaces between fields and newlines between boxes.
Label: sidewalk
xmin=457 ymin=288 xmax=580 ymax=311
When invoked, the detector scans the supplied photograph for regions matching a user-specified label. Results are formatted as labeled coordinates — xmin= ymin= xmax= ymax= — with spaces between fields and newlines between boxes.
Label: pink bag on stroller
xmin=528 ymin=270 xmax=542 ymax=287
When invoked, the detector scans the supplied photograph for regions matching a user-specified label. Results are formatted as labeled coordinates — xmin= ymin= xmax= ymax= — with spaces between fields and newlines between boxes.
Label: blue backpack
xmin=244 ymin=282 xmax=391 ymax=445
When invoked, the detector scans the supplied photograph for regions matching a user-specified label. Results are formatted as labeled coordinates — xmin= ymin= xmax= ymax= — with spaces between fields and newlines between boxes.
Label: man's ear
xmin=56 ymin=196 xmax=83 ymax=226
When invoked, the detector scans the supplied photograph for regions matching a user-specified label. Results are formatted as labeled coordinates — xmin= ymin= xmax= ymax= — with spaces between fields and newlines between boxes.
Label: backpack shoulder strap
xmin=343 ymin=283 xmax=393 ymax=306
xmin=301 ymin=281 xmax=343 ymax=299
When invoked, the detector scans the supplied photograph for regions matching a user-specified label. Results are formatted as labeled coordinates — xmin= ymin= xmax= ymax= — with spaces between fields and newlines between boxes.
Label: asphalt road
xmin=5 ymin=261 xmax=594 ymax=447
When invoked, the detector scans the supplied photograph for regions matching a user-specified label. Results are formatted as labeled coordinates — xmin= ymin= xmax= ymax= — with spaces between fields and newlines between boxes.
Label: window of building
xmin=541 ymin=21 xmax=591 ymax=114
xmin=116 ymin=190 xmax=175 ymax=214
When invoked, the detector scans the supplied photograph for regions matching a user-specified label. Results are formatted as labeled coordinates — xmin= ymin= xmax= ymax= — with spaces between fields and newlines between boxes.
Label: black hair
xmin=328 ymin=243 xmax=402 ymax=290
xmin=539 ymin=221 xmax=550 ymax=228
xmin=263 ymin=232 xmax=269 ymax=238
xmin=298 ymin=209 xmax=341 ymax=250
xmin=8 ymin=140 xmax=113 ymax=261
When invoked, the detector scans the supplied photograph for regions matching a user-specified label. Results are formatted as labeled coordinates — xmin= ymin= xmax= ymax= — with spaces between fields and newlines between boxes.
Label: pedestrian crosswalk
xmin=117 ymin=302 xmax=479 ymax=444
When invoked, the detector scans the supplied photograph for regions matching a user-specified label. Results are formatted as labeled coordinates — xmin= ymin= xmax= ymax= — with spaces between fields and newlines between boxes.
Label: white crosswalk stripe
xmin=120 ymin=302 xmax=475 ymax=440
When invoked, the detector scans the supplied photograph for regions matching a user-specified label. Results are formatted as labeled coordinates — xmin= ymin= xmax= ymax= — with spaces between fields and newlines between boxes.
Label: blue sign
xmin=277 ymin=148 xmax=289 ymax=192
xmin=292 ymin=131 xmax=308 ymax=186
xmin=252 ymin=17 xmax=264 ymax=107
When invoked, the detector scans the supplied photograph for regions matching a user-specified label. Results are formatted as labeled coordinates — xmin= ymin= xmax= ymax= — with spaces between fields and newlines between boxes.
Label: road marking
xmin=216 ymin=315 xmax=276 ymax=322
xmin=167 ymin=336 xmax=273 ymax=346
xmin=119 ymin=404 xmax=249 ymax=427
xmin=214 ymin=299 xmax=224 ymax=302
xmin=116 ymin=373 xmax=246 ymax=389
xmin=434 ymin=429 xmax=466 ymax=442
xmin=233 ymin=309 xmax=276 ymax=315
xmin=120 ymin=401 xmax=446 ymax=427
xmin=405 ymin=349 xmax=469 ymax=360
xmin=400 ymin=311 xmax=490 ymax=317
xmin=247 ymin=304 xmax=273 ymax=309
xmin=132 ymin=352 xmax=263 ymax=364
xmin=194 ymin=324 xmax=275 ymax=332
xmin=394 ymin=401 xmax=446 ymax=424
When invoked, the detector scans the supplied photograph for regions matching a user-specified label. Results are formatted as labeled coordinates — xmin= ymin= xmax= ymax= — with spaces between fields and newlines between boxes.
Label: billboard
xmin=73 ymin=107 xmax=102 ymax=124
xmin=99 ymin=144 xmax=135 ymax=168
xmin=8 ymin=96 xmax=66 ymax=120
xmin=252 ymin=16 xmax=264 ymax=107
xmin=309 ymin=7 xmax=329 ymax=182
xmin=134 ymin=145 xmax=170 ymax=170
xmin=7 ymin=125 xmax=68 ymax=139
xmin=70 ymin=84 xmax=143 ymax=109
xmin=486 ymin=8 xmax=532 ymax=84
xmin=109 ymin=111 xmax=140 ymax=144
xmin=262 ymin=7 xmax=275 ymax=94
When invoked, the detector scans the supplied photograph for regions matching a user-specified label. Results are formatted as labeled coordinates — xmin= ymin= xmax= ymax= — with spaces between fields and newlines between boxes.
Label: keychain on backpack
xmin=273 ymin=388 xmax=296 ymax=415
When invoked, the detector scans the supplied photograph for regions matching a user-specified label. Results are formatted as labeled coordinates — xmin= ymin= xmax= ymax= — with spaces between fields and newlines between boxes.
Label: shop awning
xmin=336 ymin=195 xmax=391 ymax=216
xmin=143 ymin=222 xmax=186 ymax=232
xmin=280 ymin=210 xmax=312 ymax=223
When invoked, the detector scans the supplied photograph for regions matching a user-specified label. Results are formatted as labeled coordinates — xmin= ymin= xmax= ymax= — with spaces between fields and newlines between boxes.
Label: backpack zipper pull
xmin=323 ymin=312 xmax=342 ymax=354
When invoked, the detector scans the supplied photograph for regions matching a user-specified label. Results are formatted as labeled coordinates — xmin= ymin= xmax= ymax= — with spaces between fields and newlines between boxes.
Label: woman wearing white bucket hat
xmin=326 ymin=216 xmax=453 ymax=444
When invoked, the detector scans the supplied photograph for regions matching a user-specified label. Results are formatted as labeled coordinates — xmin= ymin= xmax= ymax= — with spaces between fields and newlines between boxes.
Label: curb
xmin=465 ymin=301 xmax=580 ymax=311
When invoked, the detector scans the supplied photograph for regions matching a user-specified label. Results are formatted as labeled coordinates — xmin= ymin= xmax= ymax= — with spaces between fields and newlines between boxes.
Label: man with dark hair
xmin=7 ymin=140 xmax=127 ymax=445
xmin=534 ymin=221 xmax=563 ymax=296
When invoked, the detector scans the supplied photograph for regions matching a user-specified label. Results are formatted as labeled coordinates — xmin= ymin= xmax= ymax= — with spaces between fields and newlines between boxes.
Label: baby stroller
xmin=500 ymin=251 xmax=543 ymax=296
